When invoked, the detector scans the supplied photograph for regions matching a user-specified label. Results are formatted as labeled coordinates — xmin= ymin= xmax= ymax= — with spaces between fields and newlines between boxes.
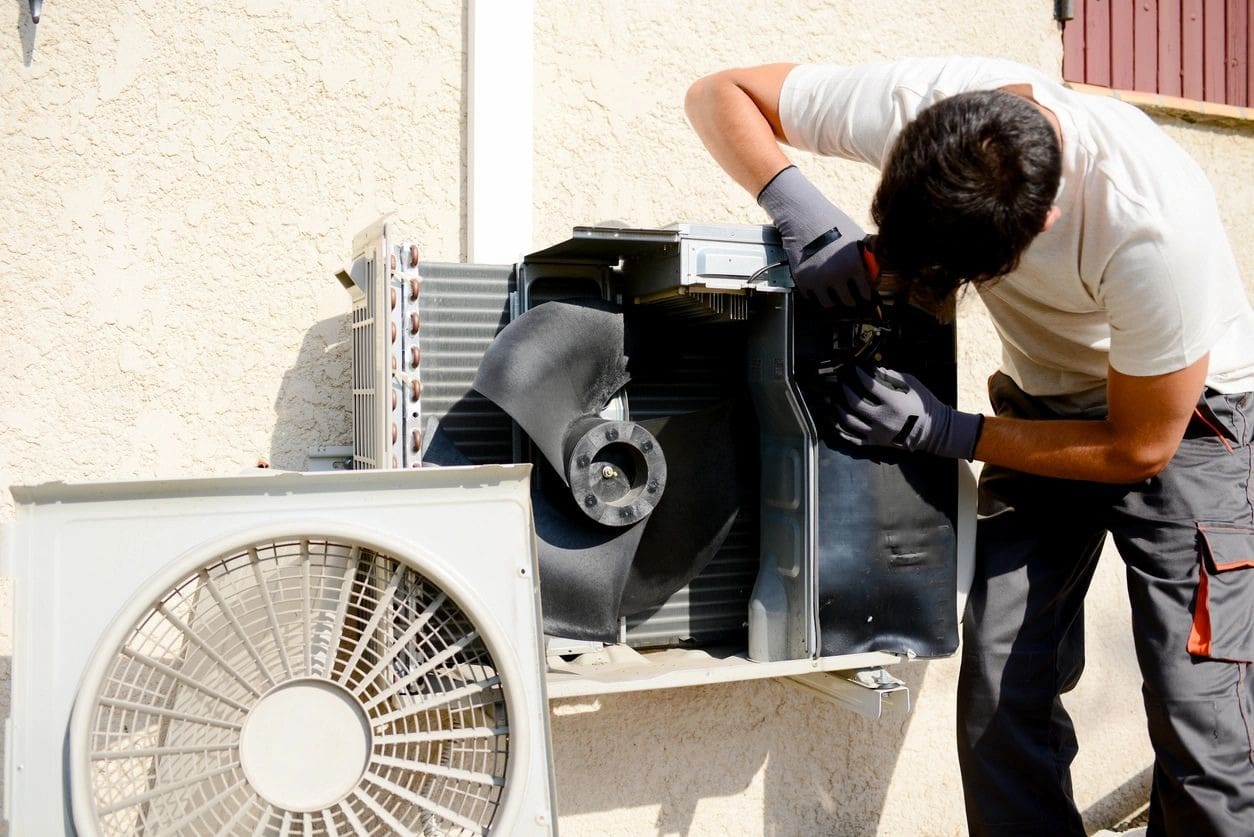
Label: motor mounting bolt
xmin=576 ymin=455 xmax=590 ymax=469
xmin=647 ymin=478 xmax=659 ymax=493
xmin=583 ymin=494 xmax=597 ymax=507
xmin=605 ymin=428 xmax=619 ymax=442
xmin=642 ymin=440 xmax=653 ymax=453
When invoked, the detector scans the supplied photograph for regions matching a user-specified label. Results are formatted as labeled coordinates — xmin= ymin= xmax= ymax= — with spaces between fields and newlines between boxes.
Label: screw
xmin=642 ymin=440 xmax=653 ymax=453
xmin=601 ymin=465 xmax=618 ymax=479
xmin=576 ymin=454 xmax=590 ymax=468
xmin=619 ymin=507 xmax=633 ymax=518
xmin=647 ymin=479 xmax=659 ymax=493
xmin=605 ymin=428 xmax=619 ymax=441
xmin=583 ymin=494 xmax=597 ymax=507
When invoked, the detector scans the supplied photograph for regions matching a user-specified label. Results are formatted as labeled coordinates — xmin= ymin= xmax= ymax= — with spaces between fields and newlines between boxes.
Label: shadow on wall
xmin=1083 ymin=765 xmax=1152 ymax=833
xmin=550 ymin=666 xmax=925 ymax=836
xmin=14 ymin=0 xmax=36 ymax=66
xmin=269 ymin=315 xmax=352 ymax=471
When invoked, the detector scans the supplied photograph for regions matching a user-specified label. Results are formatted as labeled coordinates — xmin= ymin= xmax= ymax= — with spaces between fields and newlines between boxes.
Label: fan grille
xmin=85 ymin=538 xmax=510 ymax=835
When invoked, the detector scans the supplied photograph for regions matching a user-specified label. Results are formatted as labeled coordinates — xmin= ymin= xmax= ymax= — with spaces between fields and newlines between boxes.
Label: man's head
xmin=871 ymin=88 xmax=1062 ymax=306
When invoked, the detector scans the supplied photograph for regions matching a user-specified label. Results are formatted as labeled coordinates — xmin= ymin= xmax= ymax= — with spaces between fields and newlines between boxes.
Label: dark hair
xmin=871 ymin=89 xmax=1061 ymax=302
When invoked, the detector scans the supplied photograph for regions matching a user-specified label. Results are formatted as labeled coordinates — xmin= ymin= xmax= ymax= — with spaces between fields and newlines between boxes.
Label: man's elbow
xmin=684 ymin=72 xmax=725 ymax=123
xmin=1109 ymin=440 xmax=1177 ymax=482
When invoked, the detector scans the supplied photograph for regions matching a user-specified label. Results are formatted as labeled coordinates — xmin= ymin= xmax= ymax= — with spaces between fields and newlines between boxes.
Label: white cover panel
xmin=3 ymin=466 xmax=555 ymax=836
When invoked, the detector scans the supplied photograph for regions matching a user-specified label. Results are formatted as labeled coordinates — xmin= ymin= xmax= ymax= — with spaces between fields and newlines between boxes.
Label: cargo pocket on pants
xmin=1188 ymin=523 xmax=1254 ymax=662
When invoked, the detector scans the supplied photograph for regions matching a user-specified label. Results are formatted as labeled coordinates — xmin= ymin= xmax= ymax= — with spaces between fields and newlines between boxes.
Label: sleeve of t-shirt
xmin=777 ymin=62 xmax=924 ymax=168
xmin=778 ymin=57 xmax=1054 ymax=169
xmin=1099 ymin=221 xmax=1232 ymax=377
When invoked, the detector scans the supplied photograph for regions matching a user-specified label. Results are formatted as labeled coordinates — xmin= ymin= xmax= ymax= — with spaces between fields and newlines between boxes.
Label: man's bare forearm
xmin=973 ymin=359 xmax=1207 ymax=483
xmin=974 ymin=414 xmax=1183 ymax=483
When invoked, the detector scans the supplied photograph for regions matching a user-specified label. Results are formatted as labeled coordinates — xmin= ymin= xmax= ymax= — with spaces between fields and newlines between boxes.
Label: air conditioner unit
xmin=3 ymin=468 xmax=557 ymax=835
xmin=339 ymin=218 xmax=976 ymax=697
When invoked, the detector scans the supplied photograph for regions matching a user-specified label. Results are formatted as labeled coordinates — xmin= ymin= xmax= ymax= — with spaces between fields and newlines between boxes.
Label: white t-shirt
xmin=779 ymin=56 xmax=1254 ymax=397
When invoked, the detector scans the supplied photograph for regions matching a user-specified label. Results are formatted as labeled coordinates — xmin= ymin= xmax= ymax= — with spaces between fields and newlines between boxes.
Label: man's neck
xmin=999 ymin=83 xmax=1063 ymax=148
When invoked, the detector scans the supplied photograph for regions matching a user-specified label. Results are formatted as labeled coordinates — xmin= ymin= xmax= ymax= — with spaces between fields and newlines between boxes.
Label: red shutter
xmin=1062 ymin=0 xmax=1252 ymax=107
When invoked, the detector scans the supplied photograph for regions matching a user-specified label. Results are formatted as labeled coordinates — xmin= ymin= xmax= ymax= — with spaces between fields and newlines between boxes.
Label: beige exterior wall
xmin=1 ymin=1 xmax=1249 ymax=834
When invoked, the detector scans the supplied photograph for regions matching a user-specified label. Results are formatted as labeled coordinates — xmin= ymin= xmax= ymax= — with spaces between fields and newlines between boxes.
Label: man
xmin=685 ymin=57 xmax=1254 ymax=836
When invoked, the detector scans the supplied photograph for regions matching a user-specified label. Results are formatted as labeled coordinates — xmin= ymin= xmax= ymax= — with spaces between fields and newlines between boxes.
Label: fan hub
xmin=565 ymin=419 xmax=667 ymax=526
xmin=239 ymin=678 xmax=372 ymax=812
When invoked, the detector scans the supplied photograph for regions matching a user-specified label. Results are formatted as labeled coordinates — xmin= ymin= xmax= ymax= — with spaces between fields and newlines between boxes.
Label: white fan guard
xmin=71 ymin=533 xmax=523 ymax=835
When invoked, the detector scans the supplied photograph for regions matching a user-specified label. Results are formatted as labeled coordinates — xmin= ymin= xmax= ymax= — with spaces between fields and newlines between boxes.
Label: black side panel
xmin=812 ymin=447 xmax=958 ymax=657
xmin=803 ymin=304 xmax=960 ymax=658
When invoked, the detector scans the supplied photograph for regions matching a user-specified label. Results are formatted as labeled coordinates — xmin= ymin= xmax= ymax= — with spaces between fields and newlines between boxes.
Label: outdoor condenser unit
xmin=4 ymin=468 xmax=558 ymax=835
xmin=339 ymin=218 xmax=975 ymax=695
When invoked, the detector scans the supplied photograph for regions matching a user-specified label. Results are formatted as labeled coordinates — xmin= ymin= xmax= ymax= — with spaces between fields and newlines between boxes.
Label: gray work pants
xmin=957 ymin=372 xmax=1254 ymax=836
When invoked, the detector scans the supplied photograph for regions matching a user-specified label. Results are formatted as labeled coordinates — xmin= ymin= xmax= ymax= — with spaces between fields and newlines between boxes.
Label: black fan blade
xmin=618 ymin=401 xmax=745 ymax=615
xmin=530 ymin=462 xmax=646 ymax=642
xmin=474 ymin=299 xmax=667 ymax=527
xmin=472 ymin=299 xmax=630 ymax=481
xmin=420 ymin=417 xmax=643 ymax=642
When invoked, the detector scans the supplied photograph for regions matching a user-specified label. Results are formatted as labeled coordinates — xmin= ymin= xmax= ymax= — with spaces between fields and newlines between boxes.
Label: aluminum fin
xmin=618 ymin=401 xmax=745 ymax=616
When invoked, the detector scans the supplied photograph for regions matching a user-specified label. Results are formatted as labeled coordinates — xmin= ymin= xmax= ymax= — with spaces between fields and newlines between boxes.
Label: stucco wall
xmin=2 ymin=1 xmax=1250 ymax=834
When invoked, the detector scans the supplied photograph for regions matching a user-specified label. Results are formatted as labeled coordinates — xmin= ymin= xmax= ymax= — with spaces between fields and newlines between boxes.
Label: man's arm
xmin=829 ymin=355 xmax=1208 ymax=483
xmin=686 ymin=64 xmax=875 ymax=307
xmin=974 ymin=356 xmax=1208 ymax=483
xmin=684 ymin=64 xmax=796 ymax=195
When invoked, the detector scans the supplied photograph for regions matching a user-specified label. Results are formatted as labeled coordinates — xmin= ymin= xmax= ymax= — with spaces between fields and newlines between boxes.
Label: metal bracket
xmin=784 ymin=666 xmax=911 ymax=719
xmin=306 ymin=445 xmax=354 ymax=471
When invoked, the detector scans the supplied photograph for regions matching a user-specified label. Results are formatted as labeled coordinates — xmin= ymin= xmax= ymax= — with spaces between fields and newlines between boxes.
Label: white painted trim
xmin=467 ymin=0 xmax=534 ymax=264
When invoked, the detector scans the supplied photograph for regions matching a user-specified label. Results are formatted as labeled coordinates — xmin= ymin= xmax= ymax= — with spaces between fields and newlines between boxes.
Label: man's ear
xmin=1042 ymin=205 xmax=1062 ymax=232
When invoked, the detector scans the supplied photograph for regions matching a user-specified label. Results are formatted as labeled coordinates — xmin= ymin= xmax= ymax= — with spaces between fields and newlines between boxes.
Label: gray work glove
xmin=825 ymin=366 xmax=984 ymax=461
xmin=757 ymin=165 xmax=872 ymax=308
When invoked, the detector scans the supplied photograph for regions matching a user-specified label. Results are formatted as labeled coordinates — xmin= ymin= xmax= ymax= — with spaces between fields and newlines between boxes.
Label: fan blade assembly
xmin=473 ymin=299 xmax=666 ymax=528
xmin=453 ymin=299 xmax=747 ymax=641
